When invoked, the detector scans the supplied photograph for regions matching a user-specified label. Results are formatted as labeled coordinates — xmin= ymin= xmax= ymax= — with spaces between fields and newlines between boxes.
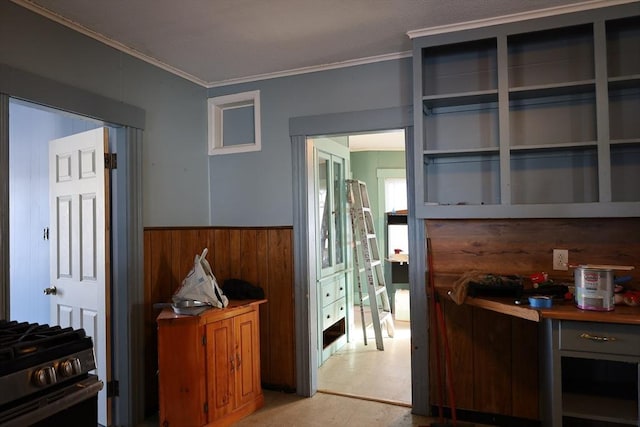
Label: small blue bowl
xmin=529 ymin=296 xmax=553 ymax=308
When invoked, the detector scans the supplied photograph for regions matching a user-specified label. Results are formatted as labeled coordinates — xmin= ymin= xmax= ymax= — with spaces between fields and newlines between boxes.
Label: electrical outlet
xmin=553 ymin=249 xmax=568 ymax=271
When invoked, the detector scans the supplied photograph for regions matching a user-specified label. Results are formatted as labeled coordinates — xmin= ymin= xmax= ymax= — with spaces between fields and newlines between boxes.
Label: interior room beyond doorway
xmin=316 ymin=129 xmax=411 ymax=406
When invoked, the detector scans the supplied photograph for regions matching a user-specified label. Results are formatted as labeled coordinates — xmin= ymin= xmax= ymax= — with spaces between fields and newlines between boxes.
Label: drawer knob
xmin=579 ymin=332 xmax=617 ymax=342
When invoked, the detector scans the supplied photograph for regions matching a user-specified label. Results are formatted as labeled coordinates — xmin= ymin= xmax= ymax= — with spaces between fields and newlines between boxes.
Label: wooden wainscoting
xmin=144 ymin=226 xmax=295 ymax=416
xmin=425 ymin=217 xmax=640 ymax=423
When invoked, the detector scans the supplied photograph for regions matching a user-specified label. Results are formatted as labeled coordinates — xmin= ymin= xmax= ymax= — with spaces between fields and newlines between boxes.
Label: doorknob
xmin=43 ymin=286 xmax=57 ymax=295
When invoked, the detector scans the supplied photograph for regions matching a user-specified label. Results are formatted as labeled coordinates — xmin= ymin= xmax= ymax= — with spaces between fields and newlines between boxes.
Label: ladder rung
xmin=373 ymin=286 xmax=387 ymax=296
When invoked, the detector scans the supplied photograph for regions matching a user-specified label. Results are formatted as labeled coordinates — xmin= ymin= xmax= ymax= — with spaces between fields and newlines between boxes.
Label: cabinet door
xmin=234 ymin=311 xmax=261 ymax=409
xmin=206 ymin=318 xmax=235 ymax=420
xmin=158 ymin=318 xmax=208 ymax=426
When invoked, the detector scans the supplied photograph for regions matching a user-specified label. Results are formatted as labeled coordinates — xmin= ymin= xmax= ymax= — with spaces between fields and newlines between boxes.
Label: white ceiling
xmin=12 ymin=0 xmax=629 ymax=88
xmin=349 ymin=130 xmax=405 ymax=152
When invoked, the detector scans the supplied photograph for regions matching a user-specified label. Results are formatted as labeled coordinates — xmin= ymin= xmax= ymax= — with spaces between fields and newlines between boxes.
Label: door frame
xmin=0 ymin=66 xmax=145 ymax=426
xmin=290 ymin=106 xmax=430 ymax=415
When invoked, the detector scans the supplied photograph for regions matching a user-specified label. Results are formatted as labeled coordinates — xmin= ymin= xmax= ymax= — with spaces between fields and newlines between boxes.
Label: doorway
xmin=2 ymin=79 xmax=145 ymax=426
xmin=8 ymin=98 xmax=113 ymax=426
xmin=315 ymin=129 xmax=411 ymax=405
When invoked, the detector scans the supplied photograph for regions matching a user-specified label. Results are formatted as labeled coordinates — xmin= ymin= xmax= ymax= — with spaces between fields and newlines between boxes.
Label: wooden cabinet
xmin=319 ymin=275 xmax=347 ymax=363
xmin=411 ymin=3 xmax=640 ymax=218
xmin=157 ymin=300 xmax=266 ymax=427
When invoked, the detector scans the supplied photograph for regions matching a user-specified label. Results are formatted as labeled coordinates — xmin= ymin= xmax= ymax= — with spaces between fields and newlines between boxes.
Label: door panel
xmin=236 ymin=312 xmax=259 ymax=407
xmin=207 ymin=319 xmax=234 ymax=420
xmin=49 ymin=127 xmax=110 ymax=426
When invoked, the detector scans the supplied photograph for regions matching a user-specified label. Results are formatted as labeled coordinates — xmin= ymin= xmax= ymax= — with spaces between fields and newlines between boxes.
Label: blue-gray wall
xmin=206 ymin=60 xmax=412 ymax=226
xmin=1 ymin=1 xmax=208 ymax=226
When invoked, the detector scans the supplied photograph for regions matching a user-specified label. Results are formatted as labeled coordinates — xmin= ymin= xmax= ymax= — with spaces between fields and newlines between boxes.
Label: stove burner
xmin=0 ymin=321 xmax=93 ymax=376
xmin=0 ymin=320 xmax=97 ymax=409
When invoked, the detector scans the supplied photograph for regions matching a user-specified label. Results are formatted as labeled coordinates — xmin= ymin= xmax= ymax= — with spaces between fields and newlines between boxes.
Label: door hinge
xmin=202 ymin=335 xmax=207 ymax=346
xmin=204 ymin=402 xmax=208 ymax=413
xmin=107 ymin=380 xmax=119 ymax=398
xmin=104 ymin=153 xmax=117 ymax=170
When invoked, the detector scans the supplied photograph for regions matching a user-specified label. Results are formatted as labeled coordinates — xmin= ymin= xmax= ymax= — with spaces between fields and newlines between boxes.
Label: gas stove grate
xmin=0 ymin=320 xmax=93 ymax=376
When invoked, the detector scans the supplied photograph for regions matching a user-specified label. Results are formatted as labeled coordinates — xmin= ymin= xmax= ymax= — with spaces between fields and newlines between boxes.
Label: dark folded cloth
xmin=222 ymin=278 xmax=265 ymax=300
xmin=467 ymin=274 xmax=524 ymax=298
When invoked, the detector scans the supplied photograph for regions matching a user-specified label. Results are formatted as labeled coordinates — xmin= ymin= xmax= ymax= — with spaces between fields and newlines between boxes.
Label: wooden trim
xmin=144 ymin=225 xmax=293 ymax=230
xmin=0 ymin=93 xmax=8 ymax=320
xmin=407 ymin=0 xmax=638 ymax=39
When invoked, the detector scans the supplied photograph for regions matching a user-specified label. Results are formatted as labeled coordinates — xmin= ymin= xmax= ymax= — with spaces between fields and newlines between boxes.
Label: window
xmin=208 ymin=90 xmax=261 ymax=155
xmin=384 ymin=177 xmax=408 ymax=213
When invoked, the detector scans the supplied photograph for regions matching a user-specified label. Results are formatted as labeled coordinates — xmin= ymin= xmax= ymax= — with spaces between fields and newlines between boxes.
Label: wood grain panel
xmin=442 ymin=298 xmax=474 ymax=410
xmin=256 ymin=230 xmax=271 ymax=386
xmin=265 ymin=228 xmax=295 ymax=389
xmin=426 ymin=218 xmax=640 ymax=286
xmin=472 ymin=307 xmax=511 ymax=415
xmin=240 ymin=229 xmax=258 ymax=285
xmin=212 ymin=229 xmax=231 ymax=281
xmin=229 ymin=230 xmax=242 ymax=278
xmin=511 ymin=317 xmax=538 ymax=419
xmin=143 ymin=226 xmax=295 ymax=416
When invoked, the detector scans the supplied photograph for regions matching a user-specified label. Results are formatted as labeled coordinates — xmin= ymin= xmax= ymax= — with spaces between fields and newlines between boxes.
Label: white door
xmin=48 ymin=127 xmax=111 ymax=426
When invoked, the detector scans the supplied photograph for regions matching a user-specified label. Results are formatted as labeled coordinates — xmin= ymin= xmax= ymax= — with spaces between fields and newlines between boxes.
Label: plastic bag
xmin=173 ymin=248 xmax=229 ymax=308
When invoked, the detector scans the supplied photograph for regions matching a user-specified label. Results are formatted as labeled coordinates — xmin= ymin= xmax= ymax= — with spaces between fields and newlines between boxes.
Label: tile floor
xmin=232 ymin=389 xmax=438 ymax=426
xmin=317 ymin=318 xmax=412 ymax=406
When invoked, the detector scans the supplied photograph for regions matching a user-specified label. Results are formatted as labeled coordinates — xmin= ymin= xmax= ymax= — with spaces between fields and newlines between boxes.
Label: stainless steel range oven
xmin=0 ymin=320 xmax=103 ymax=426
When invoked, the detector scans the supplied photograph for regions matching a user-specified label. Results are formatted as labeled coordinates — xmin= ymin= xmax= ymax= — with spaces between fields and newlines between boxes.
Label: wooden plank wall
xmin=144 ymin=226 xmax=295 ymax=416
xmin=427 ymin=218 xmax=640 ymax=287
xmin=426 ymin=217 xmax=640 ymax=421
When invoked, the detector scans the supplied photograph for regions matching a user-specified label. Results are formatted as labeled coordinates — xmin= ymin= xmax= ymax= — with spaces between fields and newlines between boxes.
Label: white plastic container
xmin=394 ymin=289 xmax=410 ymax=321
xmin=574 ymin=267 xmax=614 ymax=311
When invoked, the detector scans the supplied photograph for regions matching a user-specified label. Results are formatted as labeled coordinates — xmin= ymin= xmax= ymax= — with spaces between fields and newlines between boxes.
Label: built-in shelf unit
xmin=412 ymin=3 xmax=640 ymax=218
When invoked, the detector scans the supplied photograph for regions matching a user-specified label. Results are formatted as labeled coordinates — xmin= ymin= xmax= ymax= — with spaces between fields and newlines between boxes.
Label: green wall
xmin=350 ymin=150 xmax=406 ymax=220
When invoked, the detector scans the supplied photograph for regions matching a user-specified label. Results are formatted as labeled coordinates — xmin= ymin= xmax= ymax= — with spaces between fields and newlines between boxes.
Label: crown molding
xmin=407 ymin=0 xmax=639 ymax=39
xmin=205 ymin=51 xmax=412 ymax=88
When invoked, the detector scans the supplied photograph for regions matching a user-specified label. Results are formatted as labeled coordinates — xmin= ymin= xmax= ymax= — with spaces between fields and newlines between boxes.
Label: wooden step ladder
xmin=347 ymin=179 xmax=394 ymax=350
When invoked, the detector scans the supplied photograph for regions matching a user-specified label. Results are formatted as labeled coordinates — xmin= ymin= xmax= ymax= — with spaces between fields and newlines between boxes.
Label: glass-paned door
xmin=312 ymin=137 xmax=350 ymax=364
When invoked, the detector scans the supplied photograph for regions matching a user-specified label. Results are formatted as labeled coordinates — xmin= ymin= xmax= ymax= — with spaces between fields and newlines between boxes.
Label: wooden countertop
xmin=464 ymin=296 xmax=640 ymax=325
xmin=157 ymin=299 xmax=267 ymax=323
